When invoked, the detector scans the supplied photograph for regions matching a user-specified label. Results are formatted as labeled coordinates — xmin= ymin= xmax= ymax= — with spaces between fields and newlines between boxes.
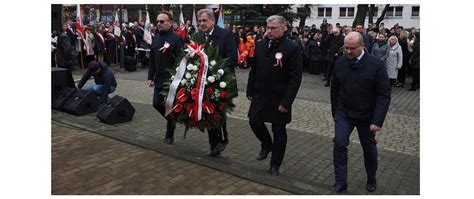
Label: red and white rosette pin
xmin=274 ymin=52 xmax=283 ymax=68
xmin=160 ymin=42 xmax=171 ymax=53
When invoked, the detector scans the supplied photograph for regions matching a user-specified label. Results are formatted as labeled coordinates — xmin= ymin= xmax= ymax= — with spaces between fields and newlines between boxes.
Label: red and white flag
xmin=143 ymin=11 xmax=152 ymax=45
xmin=114 ymin=9 xmax=121 ymax=37
xmin=76 ymin=4 xmax=88 ymax=50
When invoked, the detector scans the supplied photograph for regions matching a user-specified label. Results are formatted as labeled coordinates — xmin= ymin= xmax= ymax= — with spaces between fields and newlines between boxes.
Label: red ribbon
xmin=187 ymin=41 xmax=207 ymax=122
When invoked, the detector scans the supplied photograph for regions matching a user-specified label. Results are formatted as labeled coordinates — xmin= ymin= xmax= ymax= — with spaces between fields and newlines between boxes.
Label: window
xmin=386 ymin=6 xmax=403 ymax=17
xmin=366 ymin=7 xmax=378 ymax=17
xmin=339 ymin=7 xmax=354 ymax=17
xmin=412 ymin=6 xmax=420 ymax=17
xmin=318 ymin=7 xmax=332 ymax=17
xmin=100 ymin=9 xmax=113 ymax=23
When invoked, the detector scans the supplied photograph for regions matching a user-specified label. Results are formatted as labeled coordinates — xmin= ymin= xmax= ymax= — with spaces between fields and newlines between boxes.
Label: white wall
xmin=291 ymin=4 xmax=420 ymax=29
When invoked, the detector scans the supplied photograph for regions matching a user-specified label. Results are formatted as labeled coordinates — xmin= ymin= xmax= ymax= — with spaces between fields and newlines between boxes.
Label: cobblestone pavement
xmin=52 ymin=121 xmax=290 ymax=195
xmin=57 ymin=66 xmax=419 ymax=194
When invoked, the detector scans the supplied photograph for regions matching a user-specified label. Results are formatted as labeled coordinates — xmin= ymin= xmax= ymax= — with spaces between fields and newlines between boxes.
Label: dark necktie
xmin=268 ymin=40 xmax=274 ymax=48
xmin=205 ymin=33 xmax=210 ymax=42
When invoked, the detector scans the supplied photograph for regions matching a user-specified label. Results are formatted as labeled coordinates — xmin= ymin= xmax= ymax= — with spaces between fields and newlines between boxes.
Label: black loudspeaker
xmin=97 ymin=95 xmax=135 ymax=124
xmin=51 ymin=67 xmax=76 ymax=100
xmin=63 ymin=89 xmax=100 ymax=116
xmin=52 ymin=87 xmax=77 ymax=110
xmin=124 ymin=56 xmax=137 ymax=72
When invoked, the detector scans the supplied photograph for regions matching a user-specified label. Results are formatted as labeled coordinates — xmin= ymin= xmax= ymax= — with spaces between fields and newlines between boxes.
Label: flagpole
xmin=115 ymin=8 xmax=119 ymax=66
xmin=79 ymin=37 xmax=84 ymax=69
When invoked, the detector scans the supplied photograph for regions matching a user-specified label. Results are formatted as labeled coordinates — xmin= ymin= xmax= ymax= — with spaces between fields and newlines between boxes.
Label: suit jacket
xmin=204 ymin=26 xmax=238 ymax=97
xmin=330 ymin=52 xmax=391 ymax=127
xmin=246 ymin=37 xmax=303 ymax=124
xmin=148 ymin=30 xmax=184 ymax=89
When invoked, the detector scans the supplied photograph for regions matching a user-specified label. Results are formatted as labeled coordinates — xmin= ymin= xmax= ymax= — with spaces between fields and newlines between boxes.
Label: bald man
xmin=330 ymin=32 xmax=391 ymax=193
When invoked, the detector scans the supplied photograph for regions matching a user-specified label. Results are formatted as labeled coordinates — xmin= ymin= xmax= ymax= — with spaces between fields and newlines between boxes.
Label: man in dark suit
xmin=197 ymin=9 xmax=238 ymax=157
xmin=246 ymin=15 xmax=303 ymax=176
xmin=147 ymin=11 xmax=185 ymax=144
xmin=330 ymin=32 xmax=391 ymax=193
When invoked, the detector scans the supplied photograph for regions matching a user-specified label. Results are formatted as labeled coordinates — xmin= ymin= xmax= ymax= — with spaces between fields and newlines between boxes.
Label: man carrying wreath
xmin=196 ymin=9 xmax=238 ymax=157
xmin=147 ymin=11 xmax=184 ymax=144
xmin=246 ymin=15 xmax=303 ymax=176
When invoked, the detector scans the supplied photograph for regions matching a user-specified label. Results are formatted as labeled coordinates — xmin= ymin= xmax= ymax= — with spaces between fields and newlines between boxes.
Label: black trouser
xmin=249 ymin=118 xmax=287 ymax=167
xmin=326 ymin=61 xmax=335 ymax=85
xmin=397 ymin=65 xmax=407 ymax=84
xmin=411 ymin=68 xmax=420 ymax=89
xmin=153 ymin=86 xmax=176 ymax=138
xmin=333 ymin=107 xmax=378 ymax=185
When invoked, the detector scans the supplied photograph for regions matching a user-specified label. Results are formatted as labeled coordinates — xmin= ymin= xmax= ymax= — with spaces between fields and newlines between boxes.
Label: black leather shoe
xmin=269 ymin=166 xmax=280 ymax=176
xmin=256 ymin=150 xmax=270 ymax=161
xmin=213 ymin=142 xmax=228 ymax=153
xmin=331 ymin=184 xmax=348 ymax=193
xmin=207 ymin=149 xmax=221 ymax=157
xmin=367 ymin=183 xmax=377 ymax=192
xmin=324 ymin=83 xmax=330 ymax=87
xmin=163 ymin=137 xmax=174 ymax=144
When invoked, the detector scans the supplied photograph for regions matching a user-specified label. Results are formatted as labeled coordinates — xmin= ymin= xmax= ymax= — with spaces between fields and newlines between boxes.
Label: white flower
xmin=180 ymin=79 xmax=187 ymax=85
xmin=185 ymin=73 xmax=192 ymax=79
xmin=192 ymin=65 xmax=199 ymax=71
xmin=210 ymin=60 xmax=217 ymax=66
xmin=220 ymin=82 xmax=227 ymax=88
xmin=190 ymin=78 xmax=195 ymax=84
xmin=186 ymin=64 xmax=193 ymax=71
xmin=207 ymin=76 xmax=216 ymax=83
xmin=171 ymin=75 xmax=175 ymax=80
xmin=217 ymin=69 xmax=224 ymax=75
xmin=175 ymin=67 xmax=179 ymax=71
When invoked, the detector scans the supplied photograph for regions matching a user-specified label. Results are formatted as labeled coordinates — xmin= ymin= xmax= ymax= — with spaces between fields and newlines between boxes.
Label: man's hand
xmin=278 ymin=105 xmax=288 ymax=113
xmin=369 ymin=124 xmax=381 ymax=132
xmin=146 ymin=80 xmax=154 ymax=87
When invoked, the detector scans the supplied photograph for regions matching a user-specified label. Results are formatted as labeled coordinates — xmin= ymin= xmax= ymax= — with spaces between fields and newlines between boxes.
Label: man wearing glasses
xmin=197 ymin=9 xmax=238 ymax=157
xmin=246 ymin=15 xmax=303 ymax=176
xmin=330 ymin=32 xmax=391 ymax=193
xmin=147 ymin=11 xmax=184 ymax=145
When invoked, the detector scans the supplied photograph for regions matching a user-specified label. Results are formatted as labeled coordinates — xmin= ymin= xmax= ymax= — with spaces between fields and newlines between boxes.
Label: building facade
xmin=292 ymin=4 xmax=420 ymax=29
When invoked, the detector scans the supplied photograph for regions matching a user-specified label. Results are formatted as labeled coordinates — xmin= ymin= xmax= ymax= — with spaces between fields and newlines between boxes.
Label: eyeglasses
xmin=156 ymin=20 xmax=166 ymax=24
xmin=344 ymin=46 xmax=361 ymax=51
xmin=266 ymin=26 xmax=283 ymax=31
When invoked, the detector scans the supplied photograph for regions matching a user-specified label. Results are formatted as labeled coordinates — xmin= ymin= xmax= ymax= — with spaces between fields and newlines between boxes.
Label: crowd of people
xmin=52 ymin=16 xmax=420 ymax=91
xmin=52 ymin=8 xmax=421 ymax=194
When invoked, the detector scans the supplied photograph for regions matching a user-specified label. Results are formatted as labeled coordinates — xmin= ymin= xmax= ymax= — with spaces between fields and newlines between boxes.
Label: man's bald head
xmin=344 ymin=32 xmax=364 ymax=46
xmin=344 ymin=32 xmax=365 ymax=59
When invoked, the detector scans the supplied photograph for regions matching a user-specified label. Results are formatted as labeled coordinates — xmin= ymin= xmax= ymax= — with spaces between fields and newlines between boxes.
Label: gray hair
xmin=197 ymin=9 xmax=215 ymax=20
xmin=266 ymin=15 xmax=287 ymax=27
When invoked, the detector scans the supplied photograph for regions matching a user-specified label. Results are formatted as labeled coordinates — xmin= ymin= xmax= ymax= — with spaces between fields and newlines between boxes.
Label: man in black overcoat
xmin=197 ymin=8 xmax=238 ymax=157
xmin=330 ymin=32 xmax=391 ymax=193
xmin=246 ymin=15 xmax=303 ymax=176
xmin=147 ymin=11 xmax=185 ymax=144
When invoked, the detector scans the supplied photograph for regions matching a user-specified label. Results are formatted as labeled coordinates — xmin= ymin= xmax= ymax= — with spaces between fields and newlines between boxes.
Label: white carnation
xmin=192 ymin=65 xmax=199 ymax=71
xmin=185 ymin=73 xmax=192 ymax=79
xmin=180 ymin=79 xmax=187 ymax=85
xmin=210 ymin=60 xmax=217 ymax=66
xmin=175 ymin=67 xmax=179 ymax=71
xmin=220 ymin=82 xmax=227 ymax=88
xmin=207 ymin=76 xmax=216 ymax=83
xmin=171 ymin=75 xmax=175 ymax=80
xmin=190 ymin=78 xmax=195 ymax=84
xmin=186 ymin=64 xmax=193 ymax=71
xmin=217 ymin=69 xmax=224 ymax=75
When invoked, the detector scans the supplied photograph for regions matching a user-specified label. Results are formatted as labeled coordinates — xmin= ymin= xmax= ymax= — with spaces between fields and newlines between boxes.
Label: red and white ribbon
xmin=95 ymin=32 xmax=105 ymax=45
xmin=159 ymin=42 xmax=171 ymax=54
xmin=274 ymin=52 xmax=283 ymax=68
xmin=185 ymin=41 xmax=208 ymax=121
xmin=165 ymin=57 xmax=188 ymax=117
